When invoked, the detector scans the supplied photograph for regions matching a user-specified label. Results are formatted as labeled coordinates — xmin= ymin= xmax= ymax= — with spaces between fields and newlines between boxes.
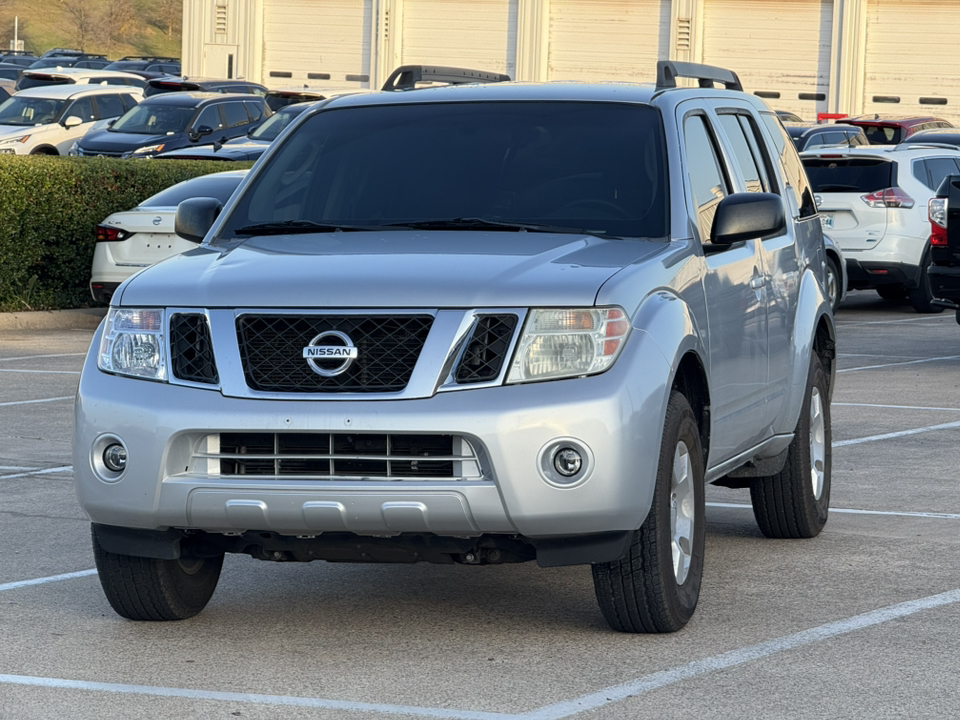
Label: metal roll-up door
xmin=702 ymin=0 xmax=833 ymax=122
xmin=400 ymin=0 xmax=518 ymax=79
xmin=263 ymin=0 xmax=373 ymax=88
xmin=863 ymin=0 xmax=960 ymax=124
xmin=546 ymin=0 xmax=670 ymax=82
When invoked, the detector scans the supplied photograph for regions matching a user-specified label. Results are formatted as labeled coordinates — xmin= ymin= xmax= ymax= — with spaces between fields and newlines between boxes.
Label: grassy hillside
xmin=2 ymin=0 xmax=181 ymax=61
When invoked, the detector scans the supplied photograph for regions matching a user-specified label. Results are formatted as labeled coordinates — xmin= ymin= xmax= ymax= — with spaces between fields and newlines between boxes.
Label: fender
xmin=775 ymin=266 xmax=836 ymax=436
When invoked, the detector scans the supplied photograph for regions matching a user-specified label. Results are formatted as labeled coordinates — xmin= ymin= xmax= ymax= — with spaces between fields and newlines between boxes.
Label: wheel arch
xmin=671 ymin=351 xmax=711 ymax=469
xmin=29 ymin=145 xmax=59 ymax=155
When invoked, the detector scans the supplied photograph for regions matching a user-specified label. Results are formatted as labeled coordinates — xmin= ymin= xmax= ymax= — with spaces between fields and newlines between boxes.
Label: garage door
xmin=702 ymin=0 xmax=832 ymax=122
xmin=546 ymin=0 xmax=670 ymax=82
xmin=263 ymin=0 xmax=372 ymax=88
xmin=863 ymin=0 xmax=960 ymax=124
xmin=400 ymin=0 xmax=517 ymax=79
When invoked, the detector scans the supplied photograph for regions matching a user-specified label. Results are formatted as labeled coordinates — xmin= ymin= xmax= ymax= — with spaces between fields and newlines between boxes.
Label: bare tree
xmin=59 ymin=0 xmax=97 ymax=51
xmin=154 ymin=0 xmax=181 ymax=37
xmin=100 ymin=0 xmax=136 ymax=52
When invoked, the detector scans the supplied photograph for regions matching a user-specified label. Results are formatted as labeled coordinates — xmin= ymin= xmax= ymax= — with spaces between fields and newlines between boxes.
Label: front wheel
xmin=592 ymin=390 xmax=705 ymax=633
xmin=92 ymin=525 xmax=224 ymax=621
xmin=750 ymin=354 xmax=831 ymax=538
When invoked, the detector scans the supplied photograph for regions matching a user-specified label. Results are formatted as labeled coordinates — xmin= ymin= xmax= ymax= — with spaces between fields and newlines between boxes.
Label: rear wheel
xmin=92 ymin=525 xmax=224 ymax=621
xmin=750 ymin=354 xmax=831 ymax=538
xmin=908 ymin=247 xmax=945 ymax=314
xmin=592 ymin=390 xmax=705 ymax=633
xmin=824 ymin=255 xmax=842 ymax=312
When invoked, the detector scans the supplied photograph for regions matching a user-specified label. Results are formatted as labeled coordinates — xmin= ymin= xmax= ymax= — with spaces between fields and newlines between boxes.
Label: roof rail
xmin=655 ymin=60 xmax=743 ymax=92
xmin=381 ymin=65 xmax=511 ymax=92
xmin=119 ymin=56 xmax=180 ymax=62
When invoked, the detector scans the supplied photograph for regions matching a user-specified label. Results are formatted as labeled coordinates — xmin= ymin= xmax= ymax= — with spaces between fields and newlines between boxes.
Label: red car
xmin=836 ymin=115 xmax=953 ymax=145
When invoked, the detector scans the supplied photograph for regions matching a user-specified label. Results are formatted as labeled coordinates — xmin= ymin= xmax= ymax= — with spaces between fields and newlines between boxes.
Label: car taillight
xmin=95 ymin=224 xmax=132 ymax=242
xmin=929 ymin=197 xmax=948 ymax=246
xmin=860 ymin=187 xmax=915 ymax=209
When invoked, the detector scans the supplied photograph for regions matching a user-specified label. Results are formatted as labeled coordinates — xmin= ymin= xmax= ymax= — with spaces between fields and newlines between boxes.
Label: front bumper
xmin=74 ymin=323 xmax=671 ymax=542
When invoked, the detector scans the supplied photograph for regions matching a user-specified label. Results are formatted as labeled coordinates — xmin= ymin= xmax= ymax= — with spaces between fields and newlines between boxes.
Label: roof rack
xmin=119 ymin=56 xmax=180 ymax=63
xmin=381 ymin=65 xmax=511 ymax=92
xmin=655 ymin=60 xmax=743 ymax=92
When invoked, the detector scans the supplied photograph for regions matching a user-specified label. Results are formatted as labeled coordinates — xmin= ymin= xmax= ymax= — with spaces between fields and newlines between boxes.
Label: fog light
xmin=554 ymin=448 xmax=582 ymax=477
xmin=103 ymin=443 xmax=127 ymax=473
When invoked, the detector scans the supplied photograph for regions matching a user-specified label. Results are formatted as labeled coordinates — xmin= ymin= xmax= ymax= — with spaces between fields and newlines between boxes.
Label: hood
xmin=79 ymin=129 xmax=179 ymax=152
xmin=0 ymin=123 xmax=49 ymax=138
xmin=119 ymin=231 xmax=667 ymax=308
xmin=156 ymin=143 xmax=264 ymax=161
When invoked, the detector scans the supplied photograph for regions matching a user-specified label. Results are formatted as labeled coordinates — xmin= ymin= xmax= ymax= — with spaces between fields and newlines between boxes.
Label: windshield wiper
xmin=234 ymin=220 xmax=383 ymax=235
xmin=382 ymin=217 xmax=615 ymax=237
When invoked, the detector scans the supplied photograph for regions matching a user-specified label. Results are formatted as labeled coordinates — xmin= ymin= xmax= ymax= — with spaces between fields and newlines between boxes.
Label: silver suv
xmin=74 ymin=62 xmax=837 ymax=633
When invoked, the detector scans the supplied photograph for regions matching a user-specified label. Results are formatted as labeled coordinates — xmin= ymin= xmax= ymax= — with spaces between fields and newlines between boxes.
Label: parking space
xmin=3 ymin=291 xmax=960 ymax=719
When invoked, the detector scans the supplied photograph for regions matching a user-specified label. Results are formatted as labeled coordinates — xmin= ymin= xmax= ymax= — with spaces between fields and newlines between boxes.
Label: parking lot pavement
xmin=3 ymin=291 xmax=960 ymax=719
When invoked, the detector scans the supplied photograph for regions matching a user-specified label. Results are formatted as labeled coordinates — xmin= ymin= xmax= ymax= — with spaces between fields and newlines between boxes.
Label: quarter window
xmin=684 ymin=114 xmax=729 ymax=242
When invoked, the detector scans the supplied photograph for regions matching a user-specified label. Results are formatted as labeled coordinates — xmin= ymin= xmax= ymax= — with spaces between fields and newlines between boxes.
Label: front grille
xmin=200 ymin=432 xmax=483 ymax=480
xmin=455 ymin=314 xmax=518 ymax=384
xmin=237 ymin=314 xmax=433 ymax=393
xmin=77 ymin=148 xmax=125 ymax=157
xmin=170 ymin=313 xmax=218 ymax=384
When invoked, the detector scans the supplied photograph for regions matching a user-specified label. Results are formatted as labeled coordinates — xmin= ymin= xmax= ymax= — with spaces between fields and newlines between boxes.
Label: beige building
xmin=182 ymin=0 xmax=960 ymax=123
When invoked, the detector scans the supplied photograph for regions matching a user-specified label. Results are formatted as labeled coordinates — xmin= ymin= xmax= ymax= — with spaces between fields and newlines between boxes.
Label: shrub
xmin=0 ymin=156 xmax=252 ymax=311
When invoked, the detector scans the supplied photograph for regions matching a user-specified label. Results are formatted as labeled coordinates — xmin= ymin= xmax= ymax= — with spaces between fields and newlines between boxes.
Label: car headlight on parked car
xmin=67 ymin=141 xmax=79 ymax=156
xmin=98 ymin=308 xmax=167 ymax=381
xmin=0 ymin=135 xmax=29 ymax=152
xmin=506 ymin=307 xmax=630 ymax=383
xmin=129 ymin=143 xmax=165 ymax=156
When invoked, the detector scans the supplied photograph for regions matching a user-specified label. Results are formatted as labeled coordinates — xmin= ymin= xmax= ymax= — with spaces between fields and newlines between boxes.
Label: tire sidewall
xmin=799 ymin=355 xmax=832 ymax=527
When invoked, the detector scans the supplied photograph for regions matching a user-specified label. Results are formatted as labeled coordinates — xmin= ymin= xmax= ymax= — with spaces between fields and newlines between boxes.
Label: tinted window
xmin=223 ymin=101 xmax=248 ymax=128
xmin=738 ymin=115 xmax=777 ymax=192
xmin=65 ymin=97 xmax=95 ymax=122
xmin=94 ymin=94 xmax=125 ymax=119
xmin=0 ymin=67 xmax=21 ymax=81
xmin=684 ymin=114 xmax=728 ymax=242
xmin=17 ymin=75 xmax=72 ymax=91
xmin=718 ymin=113 xmax=764 ymax=192
xmin=761 ymin=113 xmax=817 ymax=217
xmin=803 ymin=158 xmax=894 ymax=193
xmin=220 ymin=102 xmax=669 ymax=240
xmin=860 ymin=125 xmax=902 ymax=144
xmin=244 ymin=100 xmax=264 ymax=122
xmin=0 ymin=96 xmax=67 ymax=125
xmin=110 ymin=103 xmax=195 ymax=134
xmin=916 ymin=157 xmax=960 ymax=191
xmin=249 ymin=105 xmax=308 ymax=141
xmin=192 ymin=105 xmax=224 ymax=131
xmin=141 ymin=174 xmax=246 ymax=208
xmin=120 ymin=94 xmax=139 ymax=112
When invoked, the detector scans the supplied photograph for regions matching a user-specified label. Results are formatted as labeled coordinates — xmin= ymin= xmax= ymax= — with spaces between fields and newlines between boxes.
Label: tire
xmin=908 ymin=247 xmax=945 ymax=314
xmin=750 ymin=354 xmax=831 ymax=538
xmin=876 ymin=284 xmax=906 ymax=301
xmin=824 ymin=255 xmax=842 ymax=313
xmin=592 ymin=390 xmax=705 ymax=633
xmin=92 ymin=525 xmax=224 ymax=621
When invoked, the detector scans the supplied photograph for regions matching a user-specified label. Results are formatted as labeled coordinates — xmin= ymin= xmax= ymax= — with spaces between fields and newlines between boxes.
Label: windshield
xmin=141 ymin=174 xmax=246 ymax=207
xmin=110 ymin=103 xmax=194 ymax=134
xmin=0 ymin=96 xmax=66 ymax=126
xmin=249 ymin=106 xmax=308 ymax=141
xmin=219 ymin=101 xmax=668 ymax=241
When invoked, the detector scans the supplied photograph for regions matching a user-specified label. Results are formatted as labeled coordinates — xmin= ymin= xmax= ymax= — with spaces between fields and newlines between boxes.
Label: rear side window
xmin=760 ymin=113 xmax=817 ymax=217
xmin=802 ymin=158 xmax=894 ymax=194
xmin=914 ymin=157 xmax=960 ymax=191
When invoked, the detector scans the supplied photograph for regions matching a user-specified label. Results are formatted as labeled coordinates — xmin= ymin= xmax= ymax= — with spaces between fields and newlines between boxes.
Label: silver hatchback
xmin=74 ymin=63 xmax=836 ymax=632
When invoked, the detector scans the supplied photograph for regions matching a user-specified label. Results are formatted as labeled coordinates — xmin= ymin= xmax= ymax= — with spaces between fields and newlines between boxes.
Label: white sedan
xmin=90 ymin=170 xmax=248 ymax=303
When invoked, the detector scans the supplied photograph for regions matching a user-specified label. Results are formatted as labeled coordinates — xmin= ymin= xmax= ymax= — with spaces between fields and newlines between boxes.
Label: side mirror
xmin=107 ymin=119 xmax=116 ymax=127
xmin=188 ymin=125 xmax=213 ymax=143
xmin=63 ymin=115 xmax=83 ymax=128
xmin=175 ymin=197 xmax=222 ymax=243
xmin=710 ymin=192 xmax=786 ymax=246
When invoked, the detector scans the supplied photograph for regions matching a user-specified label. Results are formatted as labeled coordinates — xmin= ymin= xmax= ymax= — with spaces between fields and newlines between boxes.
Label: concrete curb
xmin=0 ymin=308 xmax=107 ymax=331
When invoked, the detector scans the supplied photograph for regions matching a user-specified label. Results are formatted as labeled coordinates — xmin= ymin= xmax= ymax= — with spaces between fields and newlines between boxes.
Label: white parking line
xmin=2 ymin=587 xmax=959 ymax=719
xmin=0 ymin=353 xmax=86 ymax=362
xmin=834 ymin=402 xmax=960 ymax=412
xmin=0 ymin=369 xmax=81 ymax=375
xmin=835 ymin=420 xmax=960 ymax=447
xmin=0 ymin=569 xmax=97 ymax=593
xmin=0 ymin=466 xmax=73 ymax=480
xmin=0 ymin=396 xmax=73 ymax=408
xmin=838 ymin=355 xmax=960 ymax=373
xmin=836 ymin=316 xmax=946 ymax=325
xmin=707 ymin=502 xmax=960 ymax=520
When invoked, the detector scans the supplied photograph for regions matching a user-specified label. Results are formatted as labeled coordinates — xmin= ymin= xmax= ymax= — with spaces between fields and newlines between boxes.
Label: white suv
xmin=0 ymin=85 xmax=142 ymax=155
xmin=15 ymin=67 xmax=146 ymax=92
xmin=802 ymin=144 xmax=960 ymax=312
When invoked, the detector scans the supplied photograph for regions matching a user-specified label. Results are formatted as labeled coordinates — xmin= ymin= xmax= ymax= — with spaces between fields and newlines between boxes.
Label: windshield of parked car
xmin=0 ymin=96 xmax=66 ymax=126
xmin=218 ymin=101 xmax=668 ymax=241
xmin=110 ymin=103 xmax=195 ymax=134
xmin=248 ymin=105 xmax=310 ymax=141
xmin=854 ymin=124 xmax=903 ymax=145
xmin=141 ymin=174 xmax=246 ymax=207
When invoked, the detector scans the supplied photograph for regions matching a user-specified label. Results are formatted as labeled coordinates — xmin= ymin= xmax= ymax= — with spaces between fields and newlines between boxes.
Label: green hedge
xmin=0 ymin=156 xmax=253 ymax=312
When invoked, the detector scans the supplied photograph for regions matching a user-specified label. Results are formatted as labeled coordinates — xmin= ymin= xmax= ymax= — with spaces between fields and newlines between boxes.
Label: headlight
xmin=67 ymin=142 xmax=79 ymax=156
xmin=98 ymin=308 xmax=167 ymax=381
xmin=131 ymin=143 xmax=165 ymax=155
xmin=0 ymin=135 xmax=29 ymax=145
xmin=506 ymin=307 xmax=630 ymax=384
